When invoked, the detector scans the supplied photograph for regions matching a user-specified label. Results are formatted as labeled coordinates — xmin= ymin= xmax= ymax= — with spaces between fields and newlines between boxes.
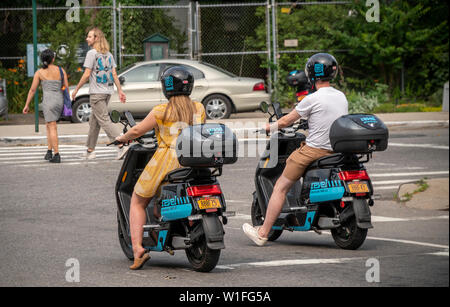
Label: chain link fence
xmin=197 ymin=2 xmax=270 ymax=84
xmin=0 ymin=1 xmax=361 ymax=113
xmin=118 ymin=4 xmax=191 ymax=68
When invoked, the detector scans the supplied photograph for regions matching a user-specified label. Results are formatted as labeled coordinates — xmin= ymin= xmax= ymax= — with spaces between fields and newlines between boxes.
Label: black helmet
xmin=286 ymin=70 xmax=311 ymax=91
xmin=161 ymin=66 xmax=194 ymax=99
xmin=305 ymin=53 xmax=338 ymax=82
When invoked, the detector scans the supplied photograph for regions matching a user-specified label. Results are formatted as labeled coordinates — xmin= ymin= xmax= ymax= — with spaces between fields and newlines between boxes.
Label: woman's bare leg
xmin=46 ymin=122 xmax=53 ymax=151
xmin=47 ymin=121 xmax=59 ymax=154
xmin=129 ymin=191 xmax=151 ymax=259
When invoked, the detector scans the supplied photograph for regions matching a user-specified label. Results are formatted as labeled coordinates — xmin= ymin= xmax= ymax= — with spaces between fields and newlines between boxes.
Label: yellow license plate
xmin=197 ymin=197 xmax=221 ymax=210
xmin=348 ymin=182 xmax=370 ymax=193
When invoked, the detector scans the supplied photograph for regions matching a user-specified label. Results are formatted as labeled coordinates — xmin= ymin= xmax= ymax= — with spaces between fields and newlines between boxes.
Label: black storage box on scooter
xmin=176 ymin=123 xmax=238 ymax=167
xmin=329 ymin=114 xmax=389 ymax=154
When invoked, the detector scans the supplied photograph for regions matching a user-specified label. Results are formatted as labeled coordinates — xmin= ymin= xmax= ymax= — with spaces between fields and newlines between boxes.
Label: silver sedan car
xmin=69 ymin=59 xmax=270 ymax=122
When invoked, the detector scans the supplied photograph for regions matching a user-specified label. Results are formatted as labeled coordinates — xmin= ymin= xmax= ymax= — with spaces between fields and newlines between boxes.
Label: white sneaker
xmin=242 ymin=223 xmax=268 ymax=246
xmin=116 ymin=146 xmax=129 ymax=160
xmin=83 ymin=150 xmax=96 ymax=160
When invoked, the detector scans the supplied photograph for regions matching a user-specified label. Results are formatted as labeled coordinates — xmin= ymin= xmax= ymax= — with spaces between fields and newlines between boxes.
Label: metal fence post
xmin=271 ymin=0 xmax=277 ymax=102
xmin=196 ymin=1 xmax=201 ymax=61
xmin=112 ymin=0 xmax=117 ymax=61
xmin=188 ymin=1 xmax=193 ymax=60
xmin=266 ymin=0 xmax=272 ymax=98
xmin=32 ymin=0 xmax=39 ymax=132
xmin=118 ymin=2 xmax=122 ymax=67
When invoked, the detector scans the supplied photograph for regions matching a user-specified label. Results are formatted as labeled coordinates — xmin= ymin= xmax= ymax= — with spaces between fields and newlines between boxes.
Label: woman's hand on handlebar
xmin=107 ymin=135 xmax=130 ymax=146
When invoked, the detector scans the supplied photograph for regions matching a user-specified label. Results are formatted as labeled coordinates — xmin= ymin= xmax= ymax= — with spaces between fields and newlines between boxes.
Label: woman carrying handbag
xmin=23 ymin=49 xmax=69 ymax=163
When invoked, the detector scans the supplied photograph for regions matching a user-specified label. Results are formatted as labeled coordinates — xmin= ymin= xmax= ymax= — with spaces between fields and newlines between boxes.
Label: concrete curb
xmin=0 ymin=120 xmax=448 ymax=146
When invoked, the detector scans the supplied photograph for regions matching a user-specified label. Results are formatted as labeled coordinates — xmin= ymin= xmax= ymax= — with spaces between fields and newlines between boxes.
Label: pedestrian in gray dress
xmin=23 ymin=49 xmax=68 ymax=163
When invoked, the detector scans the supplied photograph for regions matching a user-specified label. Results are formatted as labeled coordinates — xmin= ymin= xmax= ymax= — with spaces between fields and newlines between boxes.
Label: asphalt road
xmin=0 ymin=127 xmax=448 ymax=287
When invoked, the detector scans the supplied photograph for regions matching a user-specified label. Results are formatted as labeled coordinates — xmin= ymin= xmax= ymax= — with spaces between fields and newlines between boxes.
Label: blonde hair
xmin=89 ymin=27 xmax=110 ymax=54
xmin=163 ymin=95 xmax=196 ymax=126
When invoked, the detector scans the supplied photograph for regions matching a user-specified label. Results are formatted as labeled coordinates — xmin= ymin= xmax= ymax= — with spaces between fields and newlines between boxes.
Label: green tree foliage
xmin=332 ymin=0 xmax=449 ymax=99
xmin=249 ymin=0 xmax=448 ymax=107
xmin=118 ymin=0 xmax=187 ymax=67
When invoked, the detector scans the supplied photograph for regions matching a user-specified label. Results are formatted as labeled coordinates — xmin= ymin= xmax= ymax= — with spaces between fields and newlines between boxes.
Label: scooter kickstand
xmin=311 ymin=226 xmax=322 ymax=235
xmin=164 ymin=246 xmax=175 ymax=256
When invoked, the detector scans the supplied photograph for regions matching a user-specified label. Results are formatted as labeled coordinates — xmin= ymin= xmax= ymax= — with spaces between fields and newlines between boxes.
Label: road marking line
xmin=370 ymin=171 xmax=449 ymax=177
xmin=364 ymin=236 xmax=449 ymax=250
xmin=216 ymin=257 xmax=361 ymax=270
xmin=427 ymin=251 xmax=449 ymax=257
xmin=229 ymin=214 xmax=448 ymax=224
xmin=374 ymin=186 xmax=399 ymax=190
xmin=372 ymin=179 xmax=423 ymax=185
xmin=0 ymin=156 xmax=119 ymax=165
xmin=388 ymin=142 xmax=449 ymax=150
xmin=0 ymin=153 xmax=116 ymax=161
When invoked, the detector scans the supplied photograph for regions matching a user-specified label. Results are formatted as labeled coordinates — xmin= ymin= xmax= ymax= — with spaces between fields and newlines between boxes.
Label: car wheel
xmin=203 ymin=94 xmax=232 ymax=120
xmin=71 ymin=97 xmax=91 ymax=123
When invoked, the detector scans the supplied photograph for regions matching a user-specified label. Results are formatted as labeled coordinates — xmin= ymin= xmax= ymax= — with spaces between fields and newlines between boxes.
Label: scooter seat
xmin=307 ymin=153 xmax=344 ymax=170
xmin=164 ymin=167 xmax=212 ymax=182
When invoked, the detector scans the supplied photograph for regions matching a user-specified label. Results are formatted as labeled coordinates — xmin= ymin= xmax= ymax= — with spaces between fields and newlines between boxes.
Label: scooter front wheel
xmin=185 ymin=235 xmax=220 ymax=272
xmin=251 ymin=194 xmax=283 ymax=242
xmin=117 ymin=213 xmax=134 ymax=261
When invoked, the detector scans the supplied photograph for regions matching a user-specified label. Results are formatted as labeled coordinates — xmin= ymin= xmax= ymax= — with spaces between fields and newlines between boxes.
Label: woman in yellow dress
xmin=115 ymin=66 xmax=206 ymax=270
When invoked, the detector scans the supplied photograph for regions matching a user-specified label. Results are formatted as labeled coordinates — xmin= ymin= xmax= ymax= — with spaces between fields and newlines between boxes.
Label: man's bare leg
xmin=258 ymin=175 xmax=295 ymax=238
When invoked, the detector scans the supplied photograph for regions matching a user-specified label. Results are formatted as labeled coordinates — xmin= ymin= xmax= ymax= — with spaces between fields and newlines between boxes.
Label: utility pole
xmin=32 ymin=0 xmax=39 ymax=132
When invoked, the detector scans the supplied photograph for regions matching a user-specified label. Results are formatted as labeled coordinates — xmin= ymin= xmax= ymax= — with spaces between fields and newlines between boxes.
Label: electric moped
xmin=251 ymin=80 xmax=389 ymax=250
xmin=109 ymin=110 xmax=237 ymax=271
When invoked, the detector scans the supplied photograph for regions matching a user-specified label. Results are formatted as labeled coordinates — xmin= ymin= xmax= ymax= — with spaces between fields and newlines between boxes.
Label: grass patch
xmin=396 ymin=178 xmax=430 ymax=202
xmin=374 ymin=103 xmax=443 ymax=113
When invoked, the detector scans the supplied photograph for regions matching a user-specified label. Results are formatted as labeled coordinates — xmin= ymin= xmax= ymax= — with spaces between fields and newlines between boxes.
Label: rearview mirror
xmin=260 ymin=101 xmax=269 ymax=113
xmin=119 ymin=76 xmax=125 ymax=85
xmin=110 ymin=110 xmax=121 ymax=123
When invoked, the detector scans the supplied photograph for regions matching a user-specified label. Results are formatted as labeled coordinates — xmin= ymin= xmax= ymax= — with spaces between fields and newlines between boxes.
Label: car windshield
xmin=200 ymin=62 xmax=237 ymax=78
xmin=117 ymin=63 xmax=137 ymax=76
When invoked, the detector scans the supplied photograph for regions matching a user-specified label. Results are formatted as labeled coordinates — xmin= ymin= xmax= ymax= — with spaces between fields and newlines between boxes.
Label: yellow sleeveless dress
xmin=134 ymin=101 xmax=206 ymax=198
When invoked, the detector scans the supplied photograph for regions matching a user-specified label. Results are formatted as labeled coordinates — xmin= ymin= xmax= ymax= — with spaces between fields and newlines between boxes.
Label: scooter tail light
xmin=187 ymin=184 xmax=222 ymax=197
xmin=338 ymin=170 xmax=369 ymax=181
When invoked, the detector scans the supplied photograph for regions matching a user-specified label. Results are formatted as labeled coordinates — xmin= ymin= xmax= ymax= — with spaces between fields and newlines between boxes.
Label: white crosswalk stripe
xmin=366 ymin=169 xmax=448 ymax=191
xmin=0 ymin=145 xmax=119 ymax=166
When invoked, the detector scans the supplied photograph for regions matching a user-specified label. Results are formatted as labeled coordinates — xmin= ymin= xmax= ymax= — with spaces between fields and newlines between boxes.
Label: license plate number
xmin=348 ymin=182 xmax=369 ymax=193
xmin=197 ymin=197 xmax=221 ymax=210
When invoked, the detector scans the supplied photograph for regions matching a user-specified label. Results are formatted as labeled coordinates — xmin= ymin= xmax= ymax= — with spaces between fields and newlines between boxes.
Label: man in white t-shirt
xmin=243 ymin=53 xmax=348 ymax=246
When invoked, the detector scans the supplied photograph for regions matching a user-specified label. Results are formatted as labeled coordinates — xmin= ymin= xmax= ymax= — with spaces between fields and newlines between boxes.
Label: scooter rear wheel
xmin=185 ymin=235 xmax=220 ymax=272
xmin=251 ymin=194 xmax=283 ymax=242
xmin=331 ymin=215 xmax=368 ymax=250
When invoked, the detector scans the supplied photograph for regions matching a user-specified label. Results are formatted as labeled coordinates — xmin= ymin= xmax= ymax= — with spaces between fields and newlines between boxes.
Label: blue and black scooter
xmin=251 ymin=71 xmax=389 ymax=249
xmin=109 ymin=110 xmax=237 ymax=272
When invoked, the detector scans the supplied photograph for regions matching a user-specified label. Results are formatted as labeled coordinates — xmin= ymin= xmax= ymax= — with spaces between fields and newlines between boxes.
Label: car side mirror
xmin=119 ymin=76 xmax=125 ymax=85
xmin=110 ymin=110 xmax=121 ymax=123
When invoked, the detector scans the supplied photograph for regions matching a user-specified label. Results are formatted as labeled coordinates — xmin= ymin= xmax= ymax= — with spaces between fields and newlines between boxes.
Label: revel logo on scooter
xmin=309 ymin=179 xmax=345 ymax=203
xmin=162 ymin=196 xmax=191 ymax=208
xmin=160 ymin=196 xmax=192 ymax=221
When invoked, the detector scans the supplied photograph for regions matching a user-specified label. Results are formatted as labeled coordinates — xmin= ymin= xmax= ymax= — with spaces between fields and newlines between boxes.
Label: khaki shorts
xmin=282 ymin=144 xmax=334 ymax=182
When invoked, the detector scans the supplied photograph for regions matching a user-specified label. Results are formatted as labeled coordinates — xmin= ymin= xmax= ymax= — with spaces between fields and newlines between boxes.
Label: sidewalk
xmin=0 ymin=111 xmax=448 ymax=146
xmin=397 ymin=178 xmax=449 ymax=211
